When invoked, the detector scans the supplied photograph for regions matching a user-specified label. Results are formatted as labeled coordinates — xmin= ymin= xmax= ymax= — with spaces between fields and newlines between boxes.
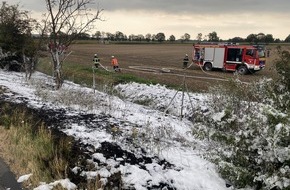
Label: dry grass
xmin=0 ymin=100 xmax=120 ymax=189
xmin=0 ymin=122 xmax=72 ymax=188
xmin=0 ymin=103 xmax=71 ymax=189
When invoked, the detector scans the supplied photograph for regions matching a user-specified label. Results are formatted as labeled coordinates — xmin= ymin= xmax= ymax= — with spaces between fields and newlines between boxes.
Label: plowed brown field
xmin=68 ymin=42 xmax=282 ymax=92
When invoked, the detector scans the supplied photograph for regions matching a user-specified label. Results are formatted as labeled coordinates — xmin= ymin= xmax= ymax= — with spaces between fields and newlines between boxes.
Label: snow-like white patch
xmin=0 ymin=70 xmax=229 ymax=190
xmin=212 ymin=110 xmax=226 ymax=122
xmin=33 ymin=179 xmax=77 ymax=190
xmin=17 ymin=173 xmax=32 ymax=183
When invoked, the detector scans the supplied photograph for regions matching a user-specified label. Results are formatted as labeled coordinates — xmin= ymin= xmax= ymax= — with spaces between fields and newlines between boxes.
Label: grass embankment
xmin=36 ymin=56 xmax=157 ymax=90
xmin=0 ymin=101 xmax=74 ymax=189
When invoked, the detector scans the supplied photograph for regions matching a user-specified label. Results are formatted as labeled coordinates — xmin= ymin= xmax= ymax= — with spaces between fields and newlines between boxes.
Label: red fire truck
xmin=192 ymin=43 xmax=265 ymax=74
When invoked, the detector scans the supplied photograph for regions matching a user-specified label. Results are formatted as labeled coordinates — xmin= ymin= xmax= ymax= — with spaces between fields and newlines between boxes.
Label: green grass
xmin=113 ymin=73 xmax=156 ymax=85
xmin=36 ymin=56 xmax=157 ymax=89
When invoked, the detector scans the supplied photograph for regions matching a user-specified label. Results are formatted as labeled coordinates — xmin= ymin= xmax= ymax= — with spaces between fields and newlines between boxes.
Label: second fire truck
xmin=192 ymin=43 xmax=265 ymax=74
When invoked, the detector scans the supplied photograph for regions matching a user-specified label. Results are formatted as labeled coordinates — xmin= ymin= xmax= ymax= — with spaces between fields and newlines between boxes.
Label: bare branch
xmin=43 ymin=0 xmax=104 ymax=89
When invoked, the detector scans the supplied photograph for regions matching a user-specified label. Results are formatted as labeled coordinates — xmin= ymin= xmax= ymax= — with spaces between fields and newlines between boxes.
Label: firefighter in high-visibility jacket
xmin=111 ymin=56 xmax=120 ymax=72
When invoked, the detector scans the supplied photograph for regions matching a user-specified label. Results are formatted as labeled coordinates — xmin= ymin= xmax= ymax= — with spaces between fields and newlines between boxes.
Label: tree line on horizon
xmin=77 ymin=30 xmax=289 ymax=44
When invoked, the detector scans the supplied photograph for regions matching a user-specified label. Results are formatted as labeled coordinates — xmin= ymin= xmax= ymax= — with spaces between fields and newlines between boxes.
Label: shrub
xmin=191 ymin=75 xmax=290 ymax=189
xmin=275 ymin=46 xmax=290 ymax=92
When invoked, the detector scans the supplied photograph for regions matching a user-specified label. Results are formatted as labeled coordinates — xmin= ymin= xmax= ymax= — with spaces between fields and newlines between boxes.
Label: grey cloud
xmin=9 ymin=0 xmax=290 ymax=15
xmin=9 ymin=0 xmax=47 ymax=12
xmin=97 ymin=0 xmax=290 ymax=14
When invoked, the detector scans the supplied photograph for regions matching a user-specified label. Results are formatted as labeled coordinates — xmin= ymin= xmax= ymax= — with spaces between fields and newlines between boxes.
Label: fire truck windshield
xmin=253 ymin=45 xmax=266 ymax=58
xmin=258 ymin=49 xmax=265 ymax=58
xmin=246 ymin=49 xmax=255 ymax=56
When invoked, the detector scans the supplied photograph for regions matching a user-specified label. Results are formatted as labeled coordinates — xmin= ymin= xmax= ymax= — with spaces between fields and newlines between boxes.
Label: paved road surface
xmin=0 ymin=158 xmax=22 ymax=190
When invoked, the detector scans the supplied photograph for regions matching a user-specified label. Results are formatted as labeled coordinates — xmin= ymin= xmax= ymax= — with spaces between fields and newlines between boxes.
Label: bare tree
xmin=169 ymin=35 xmax=175 ymax=42
xmin=145 ymin=33 xmax=151 ymax=42
xmin=196 ymin=33 xmax=202 ymax=42
xmin=181 ymin=33 xmax=190 ymax=42
xmin=44 ymin=0 xmax=103 ymax=89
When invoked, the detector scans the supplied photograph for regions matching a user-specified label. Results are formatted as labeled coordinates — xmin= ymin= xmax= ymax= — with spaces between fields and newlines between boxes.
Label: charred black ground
xmin=0 ymin=87 xmax=178 ymax=189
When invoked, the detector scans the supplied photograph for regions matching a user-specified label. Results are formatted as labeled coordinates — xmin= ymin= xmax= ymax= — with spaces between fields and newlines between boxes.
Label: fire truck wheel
xmin=237 ymin=65 xmax=249 ymax=75
xmin=203 ymin=62 xmax=212 ymax=71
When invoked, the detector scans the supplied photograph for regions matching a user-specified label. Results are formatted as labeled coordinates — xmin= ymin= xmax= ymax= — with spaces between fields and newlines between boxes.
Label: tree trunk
xmin=51 ymin=50 xmax=63 ymax=89
xmin=23 ymin=51 xmax=31 ymax=80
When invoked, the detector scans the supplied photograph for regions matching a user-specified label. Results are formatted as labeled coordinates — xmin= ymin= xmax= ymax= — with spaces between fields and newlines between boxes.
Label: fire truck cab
xmin=192 ymin=43 xmax=265 ymax=74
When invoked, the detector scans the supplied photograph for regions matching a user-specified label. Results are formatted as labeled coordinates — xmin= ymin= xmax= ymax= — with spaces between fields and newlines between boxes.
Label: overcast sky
xmin=7 ymin=0 xmax=290 ymax=40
